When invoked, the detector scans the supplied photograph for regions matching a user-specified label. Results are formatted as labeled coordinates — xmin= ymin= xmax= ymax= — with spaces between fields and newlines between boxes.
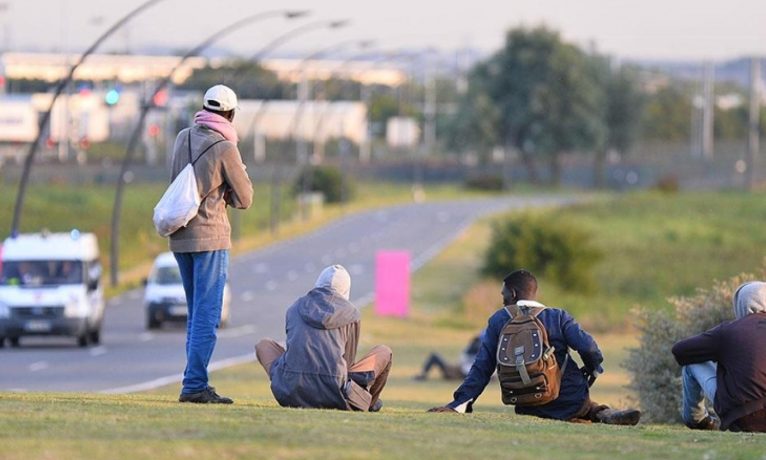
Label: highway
xmin=0 ymin=195 xmax=569 ymax=393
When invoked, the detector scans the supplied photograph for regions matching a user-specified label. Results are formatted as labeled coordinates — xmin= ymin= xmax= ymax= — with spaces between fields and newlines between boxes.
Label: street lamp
xmin=10 ymin=0 xmax=166 ymax=236
xmin=108 ymin=9 xmax=310 ymax=286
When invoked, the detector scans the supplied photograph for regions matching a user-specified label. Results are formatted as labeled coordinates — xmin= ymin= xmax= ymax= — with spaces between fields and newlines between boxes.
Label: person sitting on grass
xmin=255 ymin=265 xmax=392 ymax=412
xmin=672 ymin=281 xmax=766 ymax=432
xmin=428 ymin=269 xmax=641 ymax=425
xmin=414 ymin=332 xmax=482 ymax=381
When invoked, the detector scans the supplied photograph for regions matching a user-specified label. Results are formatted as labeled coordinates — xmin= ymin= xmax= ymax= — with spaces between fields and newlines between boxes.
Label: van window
xmin=153 ymin=265 xmax=182 ymax=286
xmin=0 ymin=260 xmax=83 ymax=287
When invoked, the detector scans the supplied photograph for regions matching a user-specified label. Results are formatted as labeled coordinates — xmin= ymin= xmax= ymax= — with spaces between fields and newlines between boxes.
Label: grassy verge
xmin=4 ymin=200 xmax=765 ymax=459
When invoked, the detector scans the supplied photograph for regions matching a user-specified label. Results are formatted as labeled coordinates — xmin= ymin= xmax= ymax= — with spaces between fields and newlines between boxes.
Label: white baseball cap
xmin=203 ymin=84 xmax=238 ymax=112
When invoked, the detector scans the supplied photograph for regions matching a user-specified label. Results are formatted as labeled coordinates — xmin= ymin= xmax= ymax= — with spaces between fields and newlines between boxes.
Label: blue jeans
xmin=174 ymin=250 xmax=228 ymax=395
xmin=681 ymin=361 xmax=718 ymax=424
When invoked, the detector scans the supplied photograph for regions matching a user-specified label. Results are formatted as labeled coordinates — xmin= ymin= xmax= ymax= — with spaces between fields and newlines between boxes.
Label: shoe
xmin=179 ymin=386 xmax=234 ymax=404
xmin=596 ymin=408 xmax=641 ymax=425
xmin=686 ymin=414 xmax=720 ymax=431
xmin=370 ymin=399 xmax=383 ymax=412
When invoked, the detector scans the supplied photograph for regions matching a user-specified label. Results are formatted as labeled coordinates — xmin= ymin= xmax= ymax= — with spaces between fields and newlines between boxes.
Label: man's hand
xmin=427 ymin=406 xmax=457 ymax=413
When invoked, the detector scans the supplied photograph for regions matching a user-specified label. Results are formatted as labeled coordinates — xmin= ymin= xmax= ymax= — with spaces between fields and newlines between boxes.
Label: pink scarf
xmin=194 ymin=110 xmax=238 ymax=143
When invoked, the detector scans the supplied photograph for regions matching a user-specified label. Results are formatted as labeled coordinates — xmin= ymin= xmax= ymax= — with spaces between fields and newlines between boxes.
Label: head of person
xmin=202 ymin=84 xmax=238 ymax=122
xmin=733 ymin=281 xmax=766 ymax=319
xmin=315 ymin=264 xmax=351 ymax=301
xmin=502 ymin=269 xmax=538 ymax=306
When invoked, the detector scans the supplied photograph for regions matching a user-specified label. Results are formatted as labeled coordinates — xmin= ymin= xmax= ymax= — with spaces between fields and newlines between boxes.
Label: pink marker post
xmin=374 ymin=250 xmax=411 ymax=317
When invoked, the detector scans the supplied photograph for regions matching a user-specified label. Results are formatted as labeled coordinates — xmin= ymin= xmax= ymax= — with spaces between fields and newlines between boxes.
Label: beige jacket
xmin=168 ymin=124 xmax=253 ymax=252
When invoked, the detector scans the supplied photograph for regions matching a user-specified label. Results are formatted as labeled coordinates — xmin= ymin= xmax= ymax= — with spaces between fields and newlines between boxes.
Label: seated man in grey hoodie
xmin=672 ymin=281 xmax=766 ymax=432
xmin=255 ymin=265 xmax=392 ymax=411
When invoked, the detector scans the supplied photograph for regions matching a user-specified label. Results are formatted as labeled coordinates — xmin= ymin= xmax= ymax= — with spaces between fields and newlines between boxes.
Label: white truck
xmin=0 ymin=231 xmax=104 ymax=347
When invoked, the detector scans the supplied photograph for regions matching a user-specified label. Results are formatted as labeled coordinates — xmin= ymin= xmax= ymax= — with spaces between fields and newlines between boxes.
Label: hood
xmin=314 ymin=265 xmax=351 ymax=300
xmin=733 ymin=281 xmax=766 ymax=319
xmin=298 ymin=287 xmax=360 ymax=330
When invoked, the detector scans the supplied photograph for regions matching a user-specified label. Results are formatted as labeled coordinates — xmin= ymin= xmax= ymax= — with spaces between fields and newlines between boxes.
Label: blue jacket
xmin=447 ymin=301 xmax=604 ymax=420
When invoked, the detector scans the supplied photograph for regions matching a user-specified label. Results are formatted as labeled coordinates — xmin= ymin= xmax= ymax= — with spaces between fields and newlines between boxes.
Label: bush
xmin=482 ymin=213 xmax=602 ymax=293
xmin=292 ymin=165 xmax=353 ymax=203
xmin=654 ymin=174 xmax=680 ymax=193
xmin=624 ymin=270 xmax=760 ymax=423
xmin=465 ymin=173 xmax=504 ymax=191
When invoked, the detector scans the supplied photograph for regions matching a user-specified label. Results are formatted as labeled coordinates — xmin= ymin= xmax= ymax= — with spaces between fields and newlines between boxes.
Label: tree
xmin=179 ymin=59 xmax=288 ymax=100
xmin=640 ymin=84 xmax=692 ymax=142
xmin=590 ymin=57 xmax=644 ymax=187
xmin=480 ymin=27 xmax=606 ymax=184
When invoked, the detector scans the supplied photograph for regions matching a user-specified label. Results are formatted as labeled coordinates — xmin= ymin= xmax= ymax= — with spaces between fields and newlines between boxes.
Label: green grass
xmin=5 ymin=197 xmax=766 ymax=459
xmin=496 ymin=191 xmax=766 ymax=329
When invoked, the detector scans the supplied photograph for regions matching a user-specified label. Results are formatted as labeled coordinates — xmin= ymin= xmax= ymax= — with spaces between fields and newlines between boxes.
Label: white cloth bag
xmin=153 ymin=163 xmax=201 ymax=237
xmin=153 ymin=130 xmax=224 ymax=237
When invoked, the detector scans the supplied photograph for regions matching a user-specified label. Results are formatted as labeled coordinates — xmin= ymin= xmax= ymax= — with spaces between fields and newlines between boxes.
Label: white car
xmin=0 ymin=231 xmax=104 ymax=348
xmin=143 ymin=252 xmax=230 ymax=330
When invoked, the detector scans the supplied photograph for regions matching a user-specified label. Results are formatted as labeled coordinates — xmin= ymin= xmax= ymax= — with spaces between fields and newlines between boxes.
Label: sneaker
xmin=686 ymin=414 xmax=720 ymax=431
xmin=179 ymin=387 xmax=234 ymax=404
xmin=370 ymin=399 xmax=383 ymax=412
xmin=596 ymin=408 xmax=641 ymax=426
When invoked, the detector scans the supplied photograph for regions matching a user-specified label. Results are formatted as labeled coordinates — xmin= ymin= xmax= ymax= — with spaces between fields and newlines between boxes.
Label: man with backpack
xmin=428 ymin=269 xmax=641 ymax=425
xmin=169 ymin=84 xmax=252 ymax=404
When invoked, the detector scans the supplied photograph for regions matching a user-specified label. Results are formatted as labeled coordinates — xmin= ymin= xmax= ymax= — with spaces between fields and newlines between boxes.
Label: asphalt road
xmin=0 ymin=195 xmax=570 ymax=393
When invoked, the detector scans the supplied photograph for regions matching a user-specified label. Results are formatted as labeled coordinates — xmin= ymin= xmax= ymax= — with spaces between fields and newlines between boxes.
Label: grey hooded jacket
xmin=269 ymin=286 xmax=360 ymax=409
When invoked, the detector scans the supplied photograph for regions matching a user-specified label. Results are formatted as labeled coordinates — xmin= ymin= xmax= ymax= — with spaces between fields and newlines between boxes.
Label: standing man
xmin=170 ymin=84 xmax=253 ymax=404
xmin=672 ymin=281 xmax=766 ymax=432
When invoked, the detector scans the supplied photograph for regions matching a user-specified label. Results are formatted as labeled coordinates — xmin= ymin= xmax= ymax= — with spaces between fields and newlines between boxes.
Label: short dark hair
xmin=503 ymin=269 xmax=537 ymax=298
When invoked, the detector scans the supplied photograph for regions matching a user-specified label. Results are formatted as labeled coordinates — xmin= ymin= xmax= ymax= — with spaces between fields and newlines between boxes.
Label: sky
xmin=2 ymin=0 xmax=765 ymax=62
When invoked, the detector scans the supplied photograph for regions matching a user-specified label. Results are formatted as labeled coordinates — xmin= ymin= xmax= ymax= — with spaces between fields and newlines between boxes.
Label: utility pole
xmin=702 ymin=61 xmax=715 ymax=160
xmin=745 ymin=57 xmax=761 ymax=191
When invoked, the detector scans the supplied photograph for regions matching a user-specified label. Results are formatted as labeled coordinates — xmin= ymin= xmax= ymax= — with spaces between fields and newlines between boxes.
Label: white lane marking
xmin=217 ymin=324 xmax=256 ymax=339
xmin=349 ymin=264 xmax=365 ymax=275
xmin=240 ymin=291 xmax=254 ymax=302
xmin=286 ymin=270 xmax=299 ymax=281
xmin=265 ymin=280 xmax=278 ymax=291
xmin=253 ymin=263 xmax=269 ymax=274
xmin=139 ymin=332 xmax=154 ymax=342
xmin=29 ymin=361 xmax=48 ymax=372
xmin=101 ymin=353 xmax=256 ymax=395
xmin=89 ymin=346 xmax=108 ymax=357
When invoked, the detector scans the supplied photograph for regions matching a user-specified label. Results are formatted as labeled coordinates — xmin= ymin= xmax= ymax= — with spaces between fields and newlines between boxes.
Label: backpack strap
xmin=187 ymin=128 xmax=226 ymax=166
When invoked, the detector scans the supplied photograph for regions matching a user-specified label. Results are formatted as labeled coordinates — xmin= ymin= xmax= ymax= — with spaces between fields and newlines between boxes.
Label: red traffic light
xmin=152 ymin=89 xmax=168 ymax=107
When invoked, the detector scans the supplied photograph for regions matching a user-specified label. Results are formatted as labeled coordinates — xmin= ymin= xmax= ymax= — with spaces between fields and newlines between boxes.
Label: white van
xmin=143 ymin=252 xmax=230 ymax=330
xmin=0 ymin=231 xmax=104 ymax=347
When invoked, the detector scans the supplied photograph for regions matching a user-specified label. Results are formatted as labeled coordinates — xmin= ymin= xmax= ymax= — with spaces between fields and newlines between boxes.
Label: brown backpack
xmin=496 ymin=304 xmax=565 ymax=406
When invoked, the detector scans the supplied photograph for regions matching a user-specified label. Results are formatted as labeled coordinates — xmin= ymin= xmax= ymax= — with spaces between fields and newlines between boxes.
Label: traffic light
xmin=105 ymin=88 xmax=120 ymax=106
xmin=152 ymin=89 xmax=168 ymax=107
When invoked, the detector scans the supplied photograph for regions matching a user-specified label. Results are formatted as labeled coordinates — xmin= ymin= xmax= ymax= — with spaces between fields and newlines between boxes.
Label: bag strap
xmin=187 ymin=128 xmax=226 ymax=166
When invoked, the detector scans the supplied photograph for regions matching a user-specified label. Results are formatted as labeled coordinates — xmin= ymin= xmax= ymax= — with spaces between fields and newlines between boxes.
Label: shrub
xmin=624 ymin=270 xmax=760 ymax=423
xmin=292 ymin=165 xmax=353 ymax=203
xmin=654 ymin=173 xmax=680 ymax=193
xmin=465 ymin=173 xmax=504 ymax=191
xmin=481 ymin=213 xmax=602 ymax=293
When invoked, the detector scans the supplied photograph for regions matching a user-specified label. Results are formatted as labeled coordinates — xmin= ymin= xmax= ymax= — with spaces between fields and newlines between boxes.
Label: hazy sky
xmin=3 ymin=0 xmax=765 ymax=61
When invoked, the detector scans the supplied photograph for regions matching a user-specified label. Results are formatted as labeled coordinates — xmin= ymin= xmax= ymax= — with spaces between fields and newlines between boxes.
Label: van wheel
xmin=146 ymin=315 xmax=160 ymax=330
xmin=89 ymin=328 xmax=101 ymax=345
xmin=9 ymin=337 xmax=20 ymax=347
xmin=77 ymin=333 xmax=89 ymax=347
